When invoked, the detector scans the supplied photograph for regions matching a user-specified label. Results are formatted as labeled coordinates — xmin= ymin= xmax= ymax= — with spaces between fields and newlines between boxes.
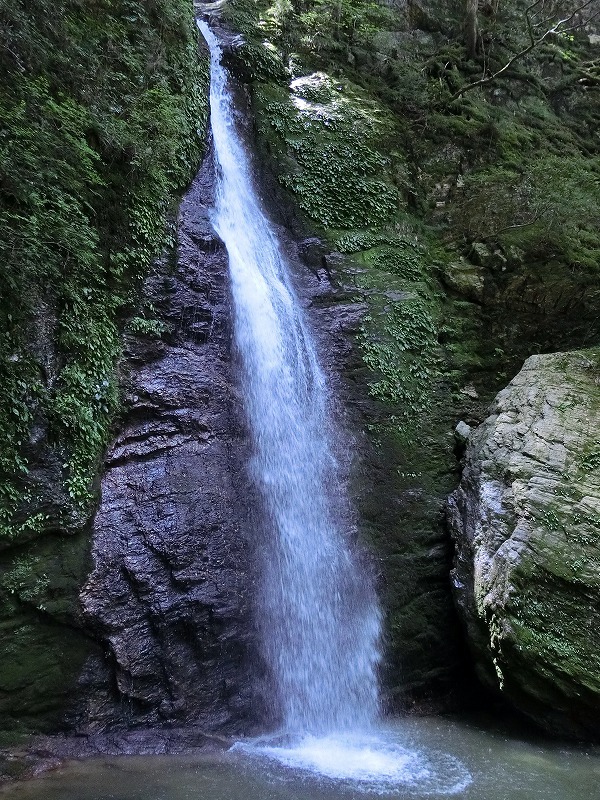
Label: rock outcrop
xmin=0 ymin=0 xmax=208 ymax=749
xmin=448 ymin=349 xmax=600 ymax=737
xmin=78 ymin=155 xmax=260 ymax=735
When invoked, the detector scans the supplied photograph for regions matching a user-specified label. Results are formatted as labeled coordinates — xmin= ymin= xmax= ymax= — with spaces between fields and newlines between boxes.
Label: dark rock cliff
xmin=78 ymin=155 xmax=260 ymax=735
xmin=0 ymin=0 xmax=208 ymax=752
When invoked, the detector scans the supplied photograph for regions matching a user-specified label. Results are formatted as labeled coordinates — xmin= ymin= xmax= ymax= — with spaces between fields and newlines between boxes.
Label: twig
xmin=451 ymin=0 xmax=596 ymax=100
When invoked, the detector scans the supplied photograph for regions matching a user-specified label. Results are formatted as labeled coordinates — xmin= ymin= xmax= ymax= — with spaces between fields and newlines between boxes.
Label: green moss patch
xmin=0 ymin=0 xmax=209 ymax=537
xmin=0 ymin=0 xmax=209 ymax=743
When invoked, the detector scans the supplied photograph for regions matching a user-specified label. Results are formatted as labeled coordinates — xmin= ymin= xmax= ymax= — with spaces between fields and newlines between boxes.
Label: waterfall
xmin=193 ymin=22 xmax=471 ymax=794
xmin=197 ymin=21 xmax=381 ymax=736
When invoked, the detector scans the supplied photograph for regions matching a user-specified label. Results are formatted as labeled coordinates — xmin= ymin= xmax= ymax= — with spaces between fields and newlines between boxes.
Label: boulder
xmin=448 ymin=349 xmax=600 ymax=737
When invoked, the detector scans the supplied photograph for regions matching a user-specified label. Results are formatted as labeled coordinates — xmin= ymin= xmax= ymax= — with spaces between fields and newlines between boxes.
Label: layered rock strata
xmin=448 ymin=350 xmax=600 ymax=737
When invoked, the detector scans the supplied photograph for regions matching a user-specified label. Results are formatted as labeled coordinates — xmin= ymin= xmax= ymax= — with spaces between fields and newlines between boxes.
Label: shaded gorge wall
xmin=217 ymin=0 xmax=600 ymax=715
xmin=0 ymin=0 xmax=209 ymax=746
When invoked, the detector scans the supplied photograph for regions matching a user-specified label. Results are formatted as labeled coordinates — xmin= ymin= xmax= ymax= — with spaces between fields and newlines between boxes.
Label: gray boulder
xmin=448 ymin=349 xmax=600 ymax=737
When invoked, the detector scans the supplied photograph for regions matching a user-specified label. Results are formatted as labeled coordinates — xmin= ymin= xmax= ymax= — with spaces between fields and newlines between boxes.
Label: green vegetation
xmin=242 ymin=31 xmax=450 ymax=428
xmin=227 ymin=0 xmax=600 ymax=373
xmin=0 ymin=0 xmax=208 ymax=537
xmin=226 ymin=0 xmax=600 ymax=274
xmin=0 ymin=0 xmax=209 ymax=745
xmin=222 ymin=0 xmax=600 ymax=705
xmin=255 ymin=77 xmax=398 ymax=228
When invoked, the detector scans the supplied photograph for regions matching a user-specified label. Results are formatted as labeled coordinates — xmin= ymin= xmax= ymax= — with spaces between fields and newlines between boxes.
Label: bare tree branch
xmin=484 ymin=216 xmax=542 ymax=237
xmin=526 ymin=0 xmax=547 ymax=46
xmin=452 ymin=0 xmax=597 ymax=101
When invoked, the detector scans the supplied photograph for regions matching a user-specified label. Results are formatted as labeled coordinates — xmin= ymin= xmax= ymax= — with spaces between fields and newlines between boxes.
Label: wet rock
xmin=297 ymin=237 xmax=326 ymax=270
xmin=442 ymin=259 xmax=485 ymax=303
xmin=460 ymin=385 xmax=479 ymax=400
xmin=447 ymin=349 xmax=600 ymax=737
xmin=79 ymin=156 xmax=260 ymax=736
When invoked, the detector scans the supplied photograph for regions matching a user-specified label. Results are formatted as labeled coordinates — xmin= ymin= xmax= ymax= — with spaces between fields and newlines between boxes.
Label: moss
xmin=223 ymin=0 xmax=600 ymax=709
xmin=0 ymin=619 xmax=93 ymax=724
xmin=506 ymin=584 xmax=600 ymax=697
xmin=0 ymin=0 xmax=209 ymax=536
xmin=0 ymin=528 xmax=97 ymax=732
xmin=253 ymin=76 xmax=400 ymax=229
xmin=0 ymin=0 xmax=209 ymax=742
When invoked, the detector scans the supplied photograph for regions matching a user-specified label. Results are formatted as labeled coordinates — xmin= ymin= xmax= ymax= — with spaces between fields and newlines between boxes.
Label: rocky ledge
xmin=448 ymin=349 xmax=600 ymax=738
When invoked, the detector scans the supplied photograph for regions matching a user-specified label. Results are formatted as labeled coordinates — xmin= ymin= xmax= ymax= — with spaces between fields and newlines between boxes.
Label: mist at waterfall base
xmin=197 ymin=19 xmax=470 ymax=794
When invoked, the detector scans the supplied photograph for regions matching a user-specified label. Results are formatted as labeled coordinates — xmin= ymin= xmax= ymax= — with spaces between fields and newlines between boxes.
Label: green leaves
xmin=0 ymin=0 xmax=208 ymax=534
xmin=255 ymin=76 xmax=399 ymax=229
xmin=356 ymin=242 xmax=442 ymax=420
xmin=449 ymin=153 xmax=600 ymax=268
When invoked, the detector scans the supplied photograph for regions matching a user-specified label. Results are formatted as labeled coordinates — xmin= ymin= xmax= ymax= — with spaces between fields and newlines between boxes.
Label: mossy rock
xmin=448 ymin=349 xmax=600 ymax=737
xmin=220 ymin=0 xmax=600 ymax=714
xmin=0 ymin=529 xmax=97 ymax=737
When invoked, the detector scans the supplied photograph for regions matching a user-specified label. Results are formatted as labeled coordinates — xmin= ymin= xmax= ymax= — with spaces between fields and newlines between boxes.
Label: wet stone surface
xmin=448 ymin=350 xmax=600 ymax=738
xmin=79 ymin=155 xmax=260 ymax=735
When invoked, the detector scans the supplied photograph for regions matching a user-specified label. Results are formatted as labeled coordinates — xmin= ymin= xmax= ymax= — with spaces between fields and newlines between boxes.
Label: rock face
xmin=448 ymin=350 xmax=600 ymax=737
xmin=69 ymin=33 xmax=388 ymax=739
xmin=79 ymin=155 xmax=260 ymax=734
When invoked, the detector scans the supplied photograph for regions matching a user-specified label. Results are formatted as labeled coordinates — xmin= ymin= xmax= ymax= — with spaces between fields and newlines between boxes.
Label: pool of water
xmin=3 ymin=717 xmax=599 ymax=800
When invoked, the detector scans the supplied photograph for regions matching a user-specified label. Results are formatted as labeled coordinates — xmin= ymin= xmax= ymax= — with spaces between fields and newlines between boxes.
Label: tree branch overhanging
xmin=452 ymin=0 xmax=598 ymax=101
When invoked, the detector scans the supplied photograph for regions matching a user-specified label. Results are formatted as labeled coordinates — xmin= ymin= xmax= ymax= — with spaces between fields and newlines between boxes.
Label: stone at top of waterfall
xmin=454 ymin=420 xmax=471 ymax=444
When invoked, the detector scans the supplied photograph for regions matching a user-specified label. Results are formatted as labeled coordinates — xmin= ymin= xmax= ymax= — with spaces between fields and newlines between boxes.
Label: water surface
xmin=4 ymin=717 xmax=599 ymax=800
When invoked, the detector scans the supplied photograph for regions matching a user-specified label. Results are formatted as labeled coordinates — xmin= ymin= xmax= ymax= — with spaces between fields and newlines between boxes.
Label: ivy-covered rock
xmin=219 ymin=0 xmax=600 ymax=716
xmin=0 ymin=0 xmax=208 ymax=537
xmin=448 ymin=350 xmax=600 ymax=737
xmin=0 ymin=0 xmax=208 ymax=746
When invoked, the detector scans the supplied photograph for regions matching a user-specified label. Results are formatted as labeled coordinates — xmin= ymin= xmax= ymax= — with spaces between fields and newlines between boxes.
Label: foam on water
xmin=233 ymin=732 xmax=472 ymax=795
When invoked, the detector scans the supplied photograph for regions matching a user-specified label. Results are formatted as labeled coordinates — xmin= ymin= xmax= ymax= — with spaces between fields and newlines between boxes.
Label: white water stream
xmin=198 ymin=19 xmax=381 ymax=735
xmin=197 ymin=20 xmax=470 ymax=793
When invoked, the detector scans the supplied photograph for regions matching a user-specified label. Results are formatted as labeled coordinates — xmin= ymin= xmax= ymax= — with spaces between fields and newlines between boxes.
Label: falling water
xmin=197 ymin=20 xmax=381 ymax=737
xmin=196 ymin=22 xmax=472 ymax=793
